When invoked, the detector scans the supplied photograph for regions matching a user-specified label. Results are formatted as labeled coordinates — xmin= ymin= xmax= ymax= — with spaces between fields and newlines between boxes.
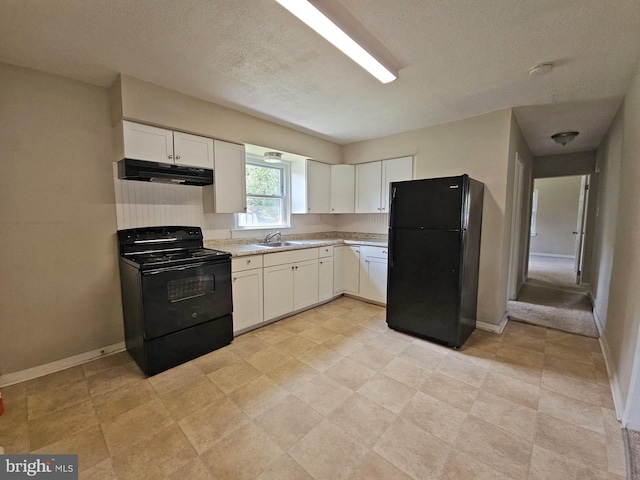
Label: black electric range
xmin=117 ymin=226 xmax=233 ymax=375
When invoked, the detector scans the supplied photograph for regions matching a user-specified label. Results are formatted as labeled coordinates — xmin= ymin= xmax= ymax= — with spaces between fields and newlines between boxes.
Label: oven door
xmin=140 ymin=260 xmax=232 ymax=340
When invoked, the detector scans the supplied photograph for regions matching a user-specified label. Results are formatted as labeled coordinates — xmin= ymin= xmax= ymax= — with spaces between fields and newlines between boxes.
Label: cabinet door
xmin=333 ymin=246 xmax=346 ymax=294
xmin=344 ymin=246 xmax=360 ymax=295
xmin=263 ymin=264 xmax=294 ymax=321
xmin=173 ymin=131 xmax=214 ymax=169
xmin=318 ymin=257 xmax=334 ymax=302
xmin=355 ymin=162 xmax=382 ymax=213
xmin=232 ymin=268 xmax=263 ymax=333
xmin=330 ymin=165 xmax=355 ymax=213
xmin=381 ymin=156 xmax=413 ymax=213
xmin=364 ymin=257 xmax=388 ymax=304
xmin=212 ymin=140 xmax=247 ymax=213
xmin=307 ymin=160 xmax=331 ymax=213
xmin=293 ymin=259 xmax=319 ymax=311
xmin=123 ymin=121 xmax=173 ymax=163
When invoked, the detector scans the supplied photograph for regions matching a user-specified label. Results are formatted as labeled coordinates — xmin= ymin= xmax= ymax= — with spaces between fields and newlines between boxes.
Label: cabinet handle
xmin=244 ymin=207 xmax=247 ymax=211
xmin=383 ymin=251 xmax=387 ymax=254
xmin=331 ymin=208 xmax=335 ymax=211
xmin=381 ymin=207 xmax=386 ymax=211
xmin=176 ymin=155 xmax=181 ymax=160
xmin=377 ymin=207 xmax=381 ymax=210
xmin=233 ymin=277 xmax=237 ymax=282
xmin=291 ymin=266 xmax=294 ymax=270
xmin=295 ymin=266 xmax=298 ymax=270
xmin=320 ymin=261 xmax=323 ymax=265
xmin=308 ymin=208 xmax=311 ymax=211
xmin=247 ymin=259 xmax=251 ymax=264
xmin=168 ymin=154 xmax=173 ymax=159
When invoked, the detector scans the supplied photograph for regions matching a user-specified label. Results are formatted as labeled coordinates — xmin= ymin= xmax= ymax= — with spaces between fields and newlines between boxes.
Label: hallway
xmin=508 ymin=255 xmax=598 ymax=338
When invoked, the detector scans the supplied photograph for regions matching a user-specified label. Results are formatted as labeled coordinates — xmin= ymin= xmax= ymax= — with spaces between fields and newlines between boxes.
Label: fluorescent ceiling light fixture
xmin=275 ymin=0 xmax=397 ymax=84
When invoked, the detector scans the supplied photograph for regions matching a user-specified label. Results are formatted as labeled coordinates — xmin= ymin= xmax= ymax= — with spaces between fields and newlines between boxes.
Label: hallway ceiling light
xmin=274 ymin=0 xmax=398 ymax=84
xmin=264 ymin=152 xmax=283 ymax=163
xmin=551 ymin=131 xmax=580 ymax=146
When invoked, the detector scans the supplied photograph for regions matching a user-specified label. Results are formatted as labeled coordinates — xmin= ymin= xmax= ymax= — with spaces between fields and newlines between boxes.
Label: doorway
xmin=507 ymin=173 xmax=598 ymax=337
xmin=527 ymin=174 xmax=589 ymax=290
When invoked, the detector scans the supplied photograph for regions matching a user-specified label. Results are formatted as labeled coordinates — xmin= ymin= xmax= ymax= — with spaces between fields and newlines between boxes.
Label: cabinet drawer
xmin=318 ymin=245 xmax=333 ymax=258
xmin=264 ymin=248 xmax=319 ymax=267
xmin=232 ymin=255 xmax=263 ymax=272
xmin=361 ymin=246 xmax=388 ymax=259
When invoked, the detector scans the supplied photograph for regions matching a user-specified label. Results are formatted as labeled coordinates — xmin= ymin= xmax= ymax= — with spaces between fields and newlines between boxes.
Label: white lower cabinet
xmin=333 ymin=245 xmax=360 ymax=295
xmin=231 ymin=255 xmax=264 ymax=333
xmin=359 ymin=246 xmax=389 ymax=304
xmin=263 ymin=248 xmax=320 ymax=321
xmin=318 ymin=257 xmax=334 ymax=302
xmin=264 ymin=263 xmax=295 ymax=321
xmin=293 ymin=259 xmax=320 ymax=311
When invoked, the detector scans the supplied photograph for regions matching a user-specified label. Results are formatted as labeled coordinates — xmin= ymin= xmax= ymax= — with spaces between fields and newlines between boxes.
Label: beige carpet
xmin=508 ymin=255 xmax=599 ymax=338
xmin=627 ymin=429 xmax=640 ymax=479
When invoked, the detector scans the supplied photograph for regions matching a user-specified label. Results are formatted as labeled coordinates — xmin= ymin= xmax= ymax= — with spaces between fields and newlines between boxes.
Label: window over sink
xmin=236 ymin=153 xmax=290 ymax=229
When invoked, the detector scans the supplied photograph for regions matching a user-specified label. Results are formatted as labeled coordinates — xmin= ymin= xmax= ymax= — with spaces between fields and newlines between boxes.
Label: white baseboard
xmin=0 ymin=342 xmax=126 ymax=388
xmin=530 ymin=252 xmax=575 ymax=259
xmin=477 ymin=312 xmax=509 ymax=334
xmin=593 ymin=308 xmax=625 ymax=422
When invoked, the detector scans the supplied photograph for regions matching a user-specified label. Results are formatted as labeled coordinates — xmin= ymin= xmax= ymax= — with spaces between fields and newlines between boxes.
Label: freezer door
xmin=387 ymin=228 xmax=462 ymax=345
xmin=390 ymin=176 xmax=466 ymax=230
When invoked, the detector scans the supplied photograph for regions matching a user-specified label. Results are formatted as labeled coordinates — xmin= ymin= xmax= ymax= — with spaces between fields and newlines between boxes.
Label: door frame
xmin=508 ymin=153 xmax=525 ymax=300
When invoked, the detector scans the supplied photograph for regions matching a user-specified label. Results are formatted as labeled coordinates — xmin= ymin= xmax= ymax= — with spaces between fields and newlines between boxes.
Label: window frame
xmin=235 ymin=154 xmax=291 ymax=230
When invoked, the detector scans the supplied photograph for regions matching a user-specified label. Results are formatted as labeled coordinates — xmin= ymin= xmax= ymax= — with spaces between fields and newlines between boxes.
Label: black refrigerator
xmin=386 ymin=174 xmax=484 ymax=348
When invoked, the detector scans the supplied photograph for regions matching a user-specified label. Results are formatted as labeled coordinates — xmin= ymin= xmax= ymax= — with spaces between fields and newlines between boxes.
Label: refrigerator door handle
xmin=388 ymin=185 xmax=396 ymax=268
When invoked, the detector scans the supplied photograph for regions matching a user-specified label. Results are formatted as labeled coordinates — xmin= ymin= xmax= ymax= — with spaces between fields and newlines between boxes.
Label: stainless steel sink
xmin=255 ymin=241 xmax=303 ymax=248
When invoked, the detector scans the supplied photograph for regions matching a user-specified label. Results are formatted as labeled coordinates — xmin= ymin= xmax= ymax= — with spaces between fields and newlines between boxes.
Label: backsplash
xmin=336 ymin=213 xmax=389 ymax=234
xmin=112 ymin=164 xmax=337 ymax=238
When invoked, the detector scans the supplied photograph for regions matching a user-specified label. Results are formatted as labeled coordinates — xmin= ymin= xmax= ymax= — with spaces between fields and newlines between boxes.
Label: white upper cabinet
xmin=355 ymin=161 xmax=383 ymax=213
xmin=123 ymin=121 xmax=214 ymax=169
xmin=173 ymin=131 xmax=214 ymax=169
xmin=292 ymin=159 xmax=331 ymax=214
xmin=123 ymin=121 xmax=173 ymax=163
xmin=330 ymin=164 xmax=355 ymax=213
xmin=355 ymin=156 xmax=413 ymax=213
xmin=204 ymin=140 xmax=246 ymax=213
xmin=381 ymin=156 xmax=413 ymax=213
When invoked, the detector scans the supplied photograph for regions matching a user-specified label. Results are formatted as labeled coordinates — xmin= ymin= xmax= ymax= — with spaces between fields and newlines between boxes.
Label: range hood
xmin=117 ymin=159 xmax=213 ymax=186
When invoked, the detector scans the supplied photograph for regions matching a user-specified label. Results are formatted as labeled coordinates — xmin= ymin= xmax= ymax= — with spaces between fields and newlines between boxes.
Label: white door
xmin=293 ymin=259 xmax=319 ymax=310
xmin=355 ymin=162 xmax=382 ymax=213
xmin=232 ymin=268 xmax=264 ymax=333
xmin=381 ymin=156 xmax=413 ymax=213
xmin=318 ymin=257 xmax=334 ymax=302
xmin=306 ymin=160 xmax=331 ymax=213
xmin=123 ymin=121 xmax=174 ymax=163
xmin=333 ymin=246 xmax=346 ymax=294
xmin=343 ymin=246 xmax=360 ymax=295
xmin=573 ymin=175 xmax=590 ymax=283
xmin=173 ymin=131 xmax=214 ymax=169
xmin=263 ymin=264 xmax=294 ymax=320
xmin=212 ymin=140 xmax=247 ymax=213
xmin=508 ymin=154 xmax=525 ymax=300
xmin=330 ymin=165 xmax=355 ymax=213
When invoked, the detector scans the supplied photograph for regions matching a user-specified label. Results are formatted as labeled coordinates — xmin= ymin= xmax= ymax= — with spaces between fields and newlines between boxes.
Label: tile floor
xmin=0 ymin=296 xmax=628 ymax=480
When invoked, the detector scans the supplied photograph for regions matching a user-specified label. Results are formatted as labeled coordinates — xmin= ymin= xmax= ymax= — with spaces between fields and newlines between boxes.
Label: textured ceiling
xmin=1 ymin=0 xmax=639 ymax=156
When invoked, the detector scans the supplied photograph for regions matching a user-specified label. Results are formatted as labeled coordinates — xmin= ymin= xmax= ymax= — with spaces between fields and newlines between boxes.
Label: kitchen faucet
xmin=264 ymin=230 xmax=282 ymax=243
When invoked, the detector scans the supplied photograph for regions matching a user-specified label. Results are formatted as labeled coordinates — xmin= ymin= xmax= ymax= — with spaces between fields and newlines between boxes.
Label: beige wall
xmin=530 ymin=176 xmax=582 ymax=257
xmin=533 ymin=151 xmax=596 ymax=178
xmin=0 ymin=63 xmax=122 ymax=375
xmin=343 ymin=109 xmax=514 ymax=326
xmin=114 ymin=75 xmax=342 ymax=164
xmin=590 ymin=59 xmax=640 ymax=429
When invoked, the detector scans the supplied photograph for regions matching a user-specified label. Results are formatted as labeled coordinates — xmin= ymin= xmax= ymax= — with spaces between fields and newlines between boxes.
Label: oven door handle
xmin=143 ymin=261 xmax=223 ymax=274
